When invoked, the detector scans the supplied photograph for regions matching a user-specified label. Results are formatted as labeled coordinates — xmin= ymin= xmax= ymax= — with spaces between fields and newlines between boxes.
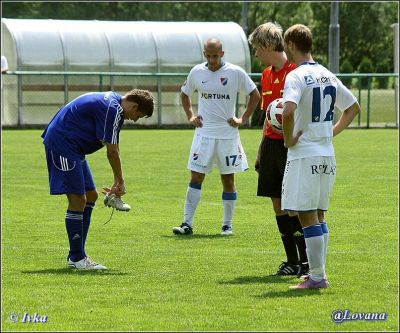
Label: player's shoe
xmin=104 ymin=194 xmax=131 ymax=211
xmin=297 ymin=262 xmax=310 ymax=278
xmin=172 ymin=223 xmax=193 ymax=235
xmin=273 ymin=261 xmax=299 ymax=276
xmin=67 ymin=257 xmax=107 ymax=270
xmin=221 ymin=225 xmax=233 ymax=236
xmin=289 ymin=276 xmax=328 ymax=289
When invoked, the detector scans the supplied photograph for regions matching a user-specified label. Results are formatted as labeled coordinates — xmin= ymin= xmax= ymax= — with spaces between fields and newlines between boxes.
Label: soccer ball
xmin=266 ymin=98 xmax=284 ymax=130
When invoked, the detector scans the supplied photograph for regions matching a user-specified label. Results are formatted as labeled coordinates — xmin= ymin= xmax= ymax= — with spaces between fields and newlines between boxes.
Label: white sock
xmin=222 ymin=192 xmax=237 ymax=227
xmin=303 ymin=224 xmax=325 ymax=282
xmin=320 ymin=221 xmax=329 ymax=267
xmin=184 ymin=184 xmax=201 ymax=227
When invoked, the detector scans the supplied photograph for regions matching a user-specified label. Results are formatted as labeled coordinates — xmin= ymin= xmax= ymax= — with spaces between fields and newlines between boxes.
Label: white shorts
xmin=281 ymin=156 xmax=336 ymax=211
xmin=187 ymin=133 xmax=249 ymax=174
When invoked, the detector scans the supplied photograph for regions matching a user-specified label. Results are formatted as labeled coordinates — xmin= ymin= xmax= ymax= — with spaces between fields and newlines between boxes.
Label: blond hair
xmin=248 ymin=22 xmax=284 ymax=52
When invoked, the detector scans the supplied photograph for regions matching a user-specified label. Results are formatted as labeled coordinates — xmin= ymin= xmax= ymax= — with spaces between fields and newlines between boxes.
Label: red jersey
xmin=260 ymin=60 xmax=296 ymax=139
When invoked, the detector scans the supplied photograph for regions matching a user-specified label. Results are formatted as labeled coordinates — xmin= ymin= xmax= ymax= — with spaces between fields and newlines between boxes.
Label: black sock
xmin=82 ymin=202 xmax=95 ymax=257
xmin=276 ymin=215 xmax=299 ymax=265
xmin=65 ymin=210 xmax=84 ymax=262
xmin=290 ymin=215 xmax=308 ymax=264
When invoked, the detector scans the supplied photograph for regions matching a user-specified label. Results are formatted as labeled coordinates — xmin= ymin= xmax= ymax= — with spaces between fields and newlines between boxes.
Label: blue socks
xmin=65 ymin=210 xmax=84 ymax=262
xmin=82 ymin=203 xmax=95 ymax=257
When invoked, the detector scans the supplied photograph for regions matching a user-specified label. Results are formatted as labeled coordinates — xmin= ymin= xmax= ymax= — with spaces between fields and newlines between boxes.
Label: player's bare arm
xmin=181 ymin=92 xmax=202 ymax=127
xmin=333 ymin=102 xmax=360 ymax=137
xmin=282 ymin=101 xmax=302 ymax=148
xmin=106 ymin=142 xmax=126 ymax=196
xmin=228 ymin=88 xmax=260 ymax=127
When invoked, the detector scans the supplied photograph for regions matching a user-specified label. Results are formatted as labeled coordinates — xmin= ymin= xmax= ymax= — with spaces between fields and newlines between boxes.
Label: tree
xmin=357 ymin=57 xmax=374 ymax=89
xmin=340 ymin=58 xmax=354 ymax=88
xmin=2 ymin=1 xmax=398 ymax=75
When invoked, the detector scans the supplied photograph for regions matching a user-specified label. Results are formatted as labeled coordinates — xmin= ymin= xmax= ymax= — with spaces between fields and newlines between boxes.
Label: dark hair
xmin=284 ymin=24 xmax=313 ymax=54
xmin=124 ymin=89 xmax=154 ymax=117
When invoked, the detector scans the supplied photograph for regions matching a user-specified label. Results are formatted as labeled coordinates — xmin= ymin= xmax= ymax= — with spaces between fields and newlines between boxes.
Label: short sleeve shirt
xmin=283 ymin=62 xmax=357 ymax=160
xmin=260 ymin=60 xmax=296 ymax=139
xmin=41 ymin=91 xmax=124 ymax=158
xmin=181 ymin=62 xmax=256 ymax=139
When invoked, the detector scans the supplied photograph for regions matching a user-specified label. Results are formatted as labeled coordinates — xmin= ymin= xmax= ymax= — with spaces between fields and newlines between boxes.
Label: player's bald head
xmin=204 ymin=38 xmax=223 ymax=52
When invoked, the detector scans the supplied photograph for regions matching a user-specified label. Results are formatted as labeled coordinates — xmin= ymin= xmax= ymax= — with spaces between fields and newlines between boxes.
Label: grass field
xmin=1 ymin=128 xmax=398 ymax=332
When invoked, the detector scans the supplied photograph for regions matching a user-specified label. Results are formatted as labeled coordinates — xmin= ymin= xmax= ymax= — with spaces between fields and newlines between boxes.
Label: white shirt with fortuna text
xmin=181 ymin=62 xmax=256 ymax=139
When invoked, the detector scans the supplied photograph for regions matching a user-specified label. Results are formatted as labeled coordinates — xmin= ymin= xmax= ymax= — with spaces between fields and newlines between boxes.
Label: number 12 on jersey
xmin=312 ymin=85 xmax=336 ymax=122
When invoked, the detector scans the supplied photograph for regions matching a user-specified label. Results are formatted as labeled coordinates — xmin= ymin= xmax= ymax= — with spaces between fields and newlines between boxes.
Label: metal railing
xmin=1 ymin=71 xmax=398 ymax=128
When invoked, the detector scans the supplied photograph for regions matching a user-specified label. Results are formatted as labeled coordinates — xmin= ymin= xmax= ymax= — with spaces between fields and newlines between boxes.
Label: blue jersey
xmin=41 ymin=91 xmax=124 ymax=158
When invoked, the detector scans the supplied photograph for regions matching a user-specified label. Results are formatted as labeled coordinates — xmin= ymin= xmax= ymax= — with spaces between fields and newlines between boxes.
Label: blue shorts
xmin=45 ymin=147 xmax=95 ymax=195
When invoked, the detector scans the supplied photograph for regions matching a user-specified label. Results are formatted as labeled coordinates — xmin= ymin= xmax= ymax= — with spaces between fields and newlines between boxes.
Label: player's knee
xmin=86 ymin=190 xmax=98 ymax=203
xmin=191 ymin=172 xmax=205 ymax=184
xmin=67 ymin=194 xmax=86 ymax=211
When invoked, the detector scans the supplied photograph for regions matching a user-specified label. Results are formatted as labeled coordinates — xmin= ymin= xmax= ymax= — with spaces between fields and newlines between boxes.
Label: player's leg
xmin=289 ymin=210 xmax=327 ymax=289
xmin=315 ymin=156 xmax=336 ymax=275
xmin=174 ymin=135 xmax=214 ymax=235
xmin=282 ymin=157 xmax=328 ymax=289
xmin=44 ymin=148 xmax=86 ymax=264
xmin=220 ymin=173 xmax=236 ymax=235
xmin=82 ymin=160 xmax=98 ymax=257
xmin=318 ymin=210 xmax=329 ymax=269
xmin=271 ymin=197 xmax=300 ymax=275
xmin=216 ymin=137 xmax=247 ymax=235
xmin=66 ymin=193 xmax=86 ymax=263
xmin=184 ymin=171 xmax=205 ymax=228
xmin=258 ymin=137 xmax=300 ymax=274
xmin=275 ymin=138 xmax=308 ymax=273
xmin=173 ymin=171 xmax=205 ymax=235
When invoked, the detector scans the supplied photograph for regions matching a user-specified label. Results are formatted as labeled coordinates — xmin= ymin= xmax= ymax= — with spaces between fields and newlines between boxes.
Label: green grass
xmin=1 ymin=128 xmax=398 ymax=331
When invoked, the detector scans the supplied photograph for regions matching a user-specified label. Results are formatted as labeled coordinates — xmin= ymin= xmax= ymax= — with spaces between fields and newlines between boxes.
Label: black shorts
xmin=257 ymin=137 xmax=288 ymax=198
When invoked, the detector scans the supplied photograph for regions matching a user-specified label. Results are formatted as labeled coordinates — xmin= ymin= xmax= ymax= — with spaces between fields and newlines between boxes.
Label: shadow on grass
xmin=219 ymin=275 xmax=298 ymax=285
xmin=220 ymin=275 xmax=330 ymax=298
xmin=256 ymin=289 xmax=325 ymax=298
xmin=161 ymin=234 xmax=232 ymax=240
xmin=21 ymin=268 xmax=128 ymax=276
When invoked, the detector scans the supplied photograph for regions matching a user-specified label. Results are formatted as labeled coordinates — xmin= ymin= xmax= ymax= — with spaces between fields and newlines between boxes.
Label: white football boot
xmin=68 ymin=257 xmax=107 ymax=270
xmin=104 ymin=194 xmax=131 ymax=211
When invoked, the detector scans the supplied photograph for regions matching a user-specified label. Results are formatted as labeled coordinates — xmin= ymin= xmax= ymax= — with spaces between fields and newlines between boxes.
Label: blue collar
xmin=300 ymin=61 xmax=318 ymax=66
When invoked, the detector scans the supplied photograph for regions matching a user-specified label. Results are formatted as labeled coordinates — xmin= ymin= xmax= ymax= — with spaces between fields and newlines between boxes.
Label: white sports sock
xmin=184 ymin=185 xmax=201 ymax=227
xmin=303 ymin=225 xmax=325 ymax=281
xmin=222 ymin=192 xmax=237 ymax=227
xmin=320 ymin=221 xmax=329 ymax=266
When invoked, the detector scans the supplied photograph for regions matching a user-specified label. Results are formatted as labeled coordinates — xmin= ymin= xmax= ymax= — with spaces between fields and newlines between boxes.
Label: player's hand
xmin=284 ymin=130 xmax=303 ymax=148
xmin=190 ymin=115 xmax=203 ymax=127
xmin=105 ymin=184 xmax=126 ymax=197
xmin=227 ymin=117 xmax=242 ymax=127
